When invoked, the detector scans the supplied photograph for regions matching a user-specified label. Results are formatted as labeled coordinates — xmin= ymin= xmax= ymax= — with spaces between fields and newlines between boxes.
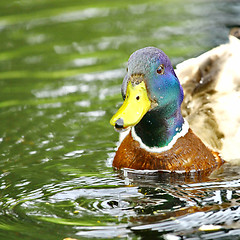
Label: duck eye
xmin=157 ymin=64 xmax=164 ymax=75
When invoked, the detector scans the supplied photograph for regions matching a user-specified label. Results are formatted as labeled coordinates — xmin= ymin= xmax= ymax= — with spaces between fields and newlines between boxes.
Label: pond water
xmin=0 ymin=0 xmax=240 ymax=239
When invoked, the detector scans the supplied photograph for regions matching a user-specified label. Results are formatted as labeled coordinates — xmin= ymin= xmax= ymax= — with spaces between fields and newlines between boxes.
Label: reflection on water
xmin=0 ymin=0 xmax=240 ymax=239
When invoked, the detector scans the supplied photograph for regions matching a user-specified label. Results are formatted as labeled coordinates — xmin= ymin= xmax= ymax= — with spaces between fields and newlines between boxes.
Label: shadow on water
xmin=76 ymin=163 xmax=240 ymax=239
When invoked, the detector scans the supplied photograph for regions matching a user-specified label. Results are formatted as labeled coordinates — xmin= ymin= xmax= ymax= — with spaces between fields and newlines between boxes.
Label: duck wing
xmin=176 ymin=35 xmax=240 ymax=161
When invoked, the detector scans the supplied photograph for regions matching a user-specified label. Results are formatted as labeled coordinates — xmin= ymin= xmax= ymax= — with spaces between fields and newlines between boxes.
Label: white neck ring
xmin=131 ymin=119 xmax=189 ymax=153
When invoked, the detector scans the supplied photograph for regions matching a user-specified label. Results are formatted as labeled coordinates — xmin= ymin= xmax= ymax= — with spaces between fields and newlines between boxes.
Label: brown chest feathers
xmin=113 ymin=128 xmax=224 ymax=172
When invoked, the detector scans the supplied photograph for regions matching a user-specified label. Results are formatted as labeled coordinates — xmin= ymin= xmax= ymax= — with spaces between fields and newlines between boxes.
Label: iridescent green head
xmin=125 ymin=47 xmax=183 ymax=114
xmin=110 ymin=47 xmax=185 ymax=147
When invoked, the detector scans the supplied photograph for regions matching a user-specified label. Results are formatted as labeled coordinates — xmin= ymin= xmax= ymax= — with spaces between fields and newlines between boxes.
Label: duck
xmin=110 ymin=33 xmax=240 ymax=173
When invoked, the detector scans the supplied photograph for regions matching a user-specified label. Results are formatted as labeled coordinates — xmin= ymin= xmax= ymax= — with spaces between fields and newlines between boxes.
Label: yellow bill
xmin=110 ymin=81 xmax=151 ymax=129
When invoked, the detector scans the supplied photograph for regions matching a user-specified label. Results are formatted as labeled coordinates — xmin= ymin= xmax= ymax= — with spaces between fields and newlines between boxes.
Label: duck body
xmin=114 ymin=127 xmax=222 ymax=172
xmin=110 ymin=45 xmax=230 ymax=173
xmin=177 ymin=35 xmax=240 ymax=162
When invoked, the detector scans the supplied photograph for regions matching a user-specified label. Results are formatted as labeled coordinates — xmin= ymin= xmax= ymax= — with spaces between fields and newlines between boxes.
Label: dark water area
xmin=0 ymin=0 xmax=240 ymax=239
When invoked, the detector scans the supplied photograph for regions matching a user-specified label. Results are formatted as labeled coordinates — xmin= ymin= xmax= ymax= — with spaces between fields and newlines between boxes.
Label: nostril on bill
xmin=115 ymin=118 xmax=124 ymax=129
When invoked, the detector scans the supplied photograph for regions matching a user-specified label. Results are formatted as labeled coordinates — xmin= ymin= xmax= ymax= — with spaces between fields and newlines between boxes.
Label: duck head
xmin=110 ymin=47 xmax=185 ymax=147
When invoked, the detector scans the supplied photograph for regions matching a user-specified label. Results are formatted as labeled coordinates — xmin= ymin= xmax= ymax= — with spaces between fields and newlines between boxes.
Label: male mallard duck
xmin=110 ymin=34 xmax=240 ymax=172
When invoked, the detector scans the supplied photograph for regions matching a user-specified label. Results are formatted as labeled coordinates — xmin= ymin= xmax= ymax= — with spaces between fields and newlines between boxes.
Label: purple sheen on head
xmin=126 ymin=47 xmax=184 ymax=109
xmin=123 ymin=47 xmax=185 ymax=147
xmin=128 ymin=47 xmax=173 ymax=75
